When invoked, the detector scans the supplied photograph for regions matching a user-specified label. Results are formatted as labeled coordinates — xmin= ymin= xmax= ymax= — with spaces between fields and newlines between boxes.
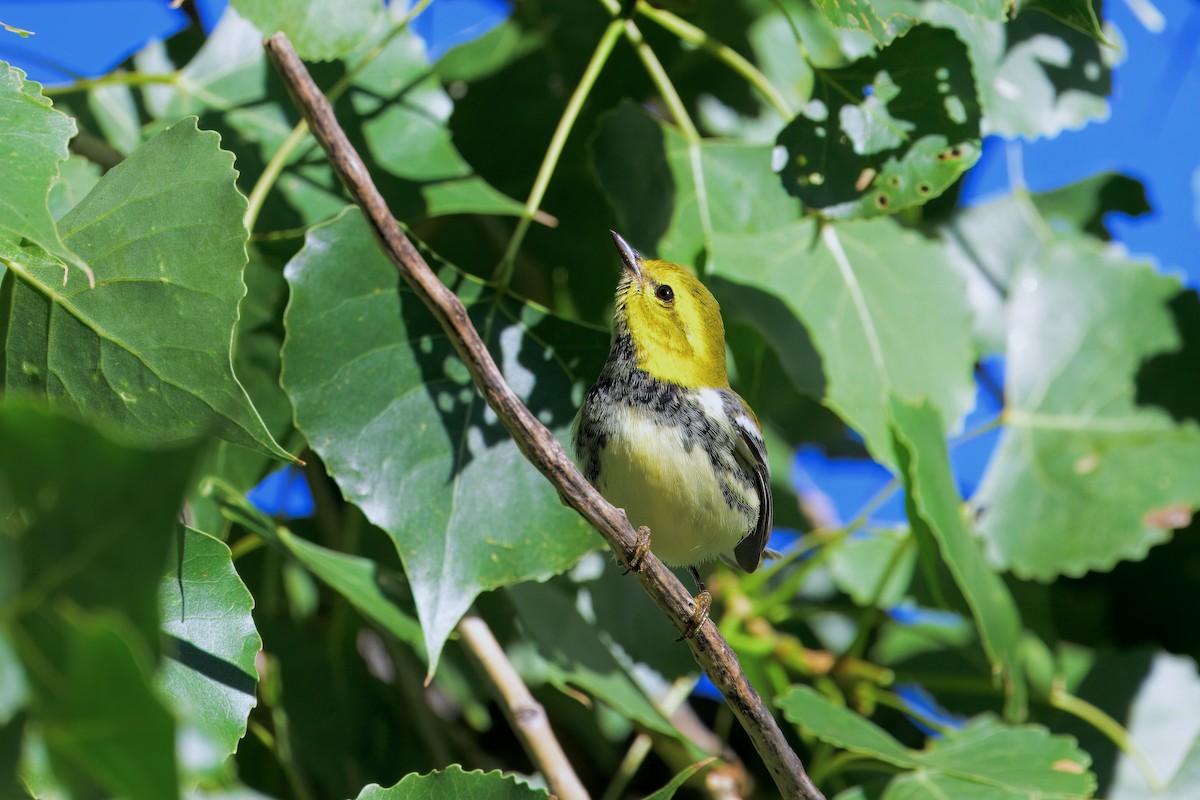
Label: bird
xmin=573 ymin=230 xmax=773 ymax=638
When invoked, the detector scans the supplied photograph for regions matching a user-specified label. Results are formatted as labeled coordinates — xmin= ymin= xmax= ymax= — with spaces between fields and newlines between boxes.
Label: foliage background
xmin=0 ymin=0 xmax=1198 ymax=798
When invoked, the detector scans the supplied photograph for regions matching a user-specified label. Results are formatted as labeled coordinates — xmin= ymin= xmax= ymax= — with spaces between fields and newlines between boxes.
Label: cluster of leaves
xmin=1 ymin=0 xmax=1198 ymax=798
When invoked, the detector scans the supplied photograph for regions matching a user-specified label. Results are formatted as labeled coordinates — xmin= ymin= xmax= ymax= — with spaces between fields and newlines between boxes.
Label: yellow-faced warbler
xmin=573 ymin=231 xmax=772 ymax=637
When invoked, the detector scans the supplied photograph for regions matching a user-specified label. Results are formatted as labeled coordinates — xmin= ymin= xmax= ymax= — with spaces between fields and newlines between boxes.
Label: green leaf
xmin=0 ymin=118 xmax=295 ymax=463
xmin=22 ymin=612 xmax=180 ymax=800
xmin=281 ymin=210 xmax=603 ymax=671
xmin=354 ymin=764 xmax=549 ymax=799
xmin=47 ymin=155 xmax=102 ymax=221
xmin=941 ymin=173 xmax=1151 ymax=354
xmin=508 ymin=581 xmax=698 ymax=748
xmin=927 ymin=3 xmax=1110 ymax=138
xmin=974 ymin=238 xmax=1200 ymax=579
xmin=88 ymin=80 xmax=141 ymax=154
xmin=1158 ymin=735 xmax=1200 ymax=800
xmin=643 ymin=758 xmax=716 ymax=800
xmin=828 ymin=527 xmax=916 ymax=608
xmin=232 ymin=0 xmax=383 ymax=61
xmin=814 ymin=0 xmax=918 ymax=47
xmin=0 ymin=404 xmax=200 ymax=650
xmin=0 ymin=62 xmax=86 ymax=280
xmin=1021 ymin=0 xmax=1107 ymax=43
xmin=276 ymin=526 xmax=425 ymax=654
xmin=780 ymin=685 xmax=1094 ymax=796
xmin=592 ymin=101 xmax=802 ymax=268
xmin=349 ymin=31 xmax=527 ymax=218
xmin=162 ymin=9 xmax=269 ymax=118
xmin=776 ymin=25 xmax=981 ymax=217
xmin=888 ymin=396 xmax=1027 ymax=719
xmin=1104 ymin=652 xmax=1200 ymax=798
xmin=710 ymin=218 xmax=976 ymax=465
xmin=158 ymin=527 xmax=261 ymax=781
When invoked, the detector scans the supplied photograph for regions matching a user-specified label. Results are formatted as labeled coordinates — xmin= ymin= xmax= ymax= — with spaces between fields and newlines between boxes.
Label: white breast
xmin=597 ymin=403 xmax=752 ymax=567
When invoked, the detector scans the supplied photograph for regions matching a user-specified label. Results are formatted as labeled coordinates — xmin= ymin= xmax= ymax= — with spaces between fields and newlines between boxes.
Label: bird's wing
xmin=726 ymin=392 xmax=772 ymax=573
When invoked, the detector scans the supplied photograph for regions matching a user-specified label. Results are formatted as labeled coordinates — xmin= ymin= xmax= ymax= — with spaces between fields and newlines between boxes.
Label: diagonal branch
xmin=264 ymin=33 xmax=824 ymax=800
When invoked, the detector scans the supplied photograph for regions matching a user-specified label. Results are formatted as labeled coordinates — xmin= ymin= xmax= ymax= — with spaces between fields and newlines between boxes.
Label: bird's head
xmin=610 ymin=230 xmax=729 ymax=389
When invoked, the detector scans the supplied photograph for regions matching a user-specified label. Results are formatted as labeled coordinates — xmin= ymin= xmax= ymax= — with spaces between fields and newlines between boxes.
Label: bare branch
xmin=459 ymin=614 xmax=590 ymax=800
xmin=264 ymin=33 xmax=824 ymax=800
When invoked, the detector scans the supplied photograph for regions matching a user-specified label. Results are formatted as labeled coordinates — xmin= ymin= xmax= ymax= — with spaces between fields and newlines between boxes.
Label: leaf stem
xmin=1050 ymin=686 xmax=1164 ymax=793
xmin=635 ymin=1 xmax=794 ymax=120
xmin=41 ymin=71 xmax=179 ymax=97
xmin=493 ymin=18 xmax=625 ymax=288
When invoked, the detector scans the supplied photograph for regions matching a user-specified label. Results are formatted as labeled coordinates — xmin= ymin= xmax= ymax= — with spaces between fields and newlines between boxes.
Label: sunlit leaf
xmin=158 ymin=528 xmax=261 ymax=782
xmin=232 ymin=0 xmax=383 ymax=61
xmin=975 ymin=237 xmax=1200 ymax=579
xmin=355 ymin=764 xmax=549 ymax=799
xmin=710 ymin=218 xmax=976 ymax=465
xmin=889 ymin=396 xmax=1027 ymax=719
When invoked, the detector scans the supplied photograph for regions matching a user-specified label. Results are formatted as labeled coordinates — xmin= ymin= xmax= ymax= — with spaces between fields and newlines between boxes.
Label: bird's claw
xmin=676 ymin=590 xmax=711 ymax=641
xmin=623 ymin=525 xmax=652 ymax=574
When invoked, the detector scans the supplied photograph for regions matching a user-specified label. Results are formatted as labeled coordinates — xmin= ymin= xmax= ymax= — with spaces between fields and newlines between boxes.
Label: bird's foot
xmin=677 ymin=589 xmax=711 ymax=641
xmin=623 ymin=525 xmax=652 ymax=574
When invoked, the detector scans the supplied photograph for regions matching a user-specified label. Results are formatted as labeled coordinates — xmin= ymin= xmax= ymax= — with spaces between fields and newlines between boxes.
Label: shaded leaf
xmin=1021 ymin=0 xmax=1107 ymax=43
xmin=354 ymin=764 xmax=549 ymax=799
xmin=0 ymin=404 xmax=200 ymax=650
xmin=644 ymin=758 xmax=716 ymax=800
xmin=975 ymin=238 xmax=1200 ymax=579
xmin=158 ymin=527 xmax=261 ymax=781
xmin=710 ymin=218 xmax=975 ymax=465
xmin=508 ymin=581 xmax=699 ymax=748
xmin=282 ymin=210 xmax=603 ymax=671
xmin=780 ymin=685 xmax=1094 ymax=796
xmin=593 ymin=101 xmax=802 ymax=269
xmin=276 ymin=526 xmax=425 ymax=654
xmin=23 ymin=613 xmax=179 ymax=800
xmin=777 ymin=25 xmax=981 ymax=217
xmin=1 ymin=118 xmax=295 ymax=463
xmin=232 ymin=0 xmax=383 ymax=61
xmin=889 ymin=396 xmax=1027 ymax=719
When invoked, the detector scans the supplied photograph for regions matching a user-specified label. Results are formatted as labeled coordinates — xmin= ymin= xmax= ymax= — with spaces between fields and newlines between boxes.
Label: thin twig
xmin=458 ymin=614 xmax=590 ymax=800
xmin=264 ymin=33 xmax=824 ymax=800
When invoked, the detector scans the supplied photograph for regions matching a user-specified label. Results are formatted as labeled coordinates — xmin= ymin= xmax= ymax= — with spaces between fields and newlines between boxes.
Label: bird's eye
xmin=655 ymin=284 xmax=674 ymax=303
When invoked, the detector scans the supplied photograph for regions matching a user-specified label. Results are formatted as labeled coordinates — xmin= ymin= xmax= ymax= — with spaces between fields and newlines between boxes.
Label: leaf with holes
xmin=711 ymin=218 xmax=975 ymax=466
xmin=775 ymin=25 xmax=980 ymax=218
xmin=158 ymin=528 xmax=260 ymax=782
xmin=927 ymin=2 xmax=1110 ymax=138
xmin=282 ymin=210 xmax=606 ymax=672
xmin=0 ymin=118 xmax=295 ymax=463
xmin=975 ymin=237 xmax=1200 ymax=579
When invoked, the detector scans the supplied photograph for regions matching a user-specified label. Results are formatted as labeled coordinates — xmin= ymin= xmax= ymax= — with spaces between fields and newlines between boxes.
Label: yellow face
xmin=616 ymin=256 xmax=730 ymax=389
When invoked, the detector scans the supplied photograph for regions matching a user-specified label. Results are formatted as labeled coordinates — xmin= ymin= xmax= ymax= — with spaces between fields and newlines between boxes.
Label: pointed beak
xmin=609 ymin=230 xmax=643 ymax=281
